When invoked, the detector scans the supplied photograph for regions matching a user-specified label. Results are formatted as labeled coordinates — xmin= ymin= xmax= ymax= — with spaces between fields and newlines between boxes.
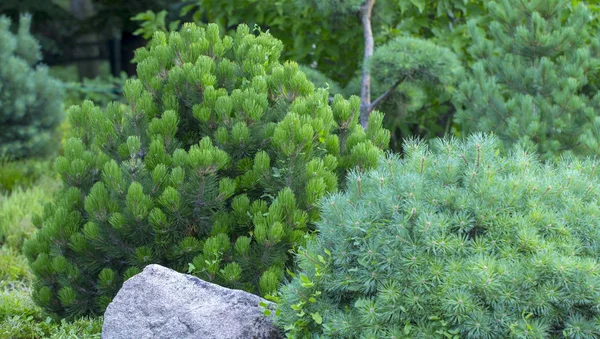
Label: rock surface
xmin=102 ymin=264 xmax=283 ymax=339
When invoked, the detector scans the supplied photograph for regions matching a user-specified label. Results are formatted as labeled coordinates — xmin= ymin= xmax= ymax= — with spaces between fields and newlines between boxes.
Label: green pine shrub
xmin=23 ymin=22 xmax=389 ymax=318
xmin=366 ymin=37 xmax=462 ymax=149
xmin=453 ymin=0 xmax=600 ymax=159
xmin=0 ymin=14 xmax=64 ymax=159
xmin=276 ymin=134 xmax=600 ymax=338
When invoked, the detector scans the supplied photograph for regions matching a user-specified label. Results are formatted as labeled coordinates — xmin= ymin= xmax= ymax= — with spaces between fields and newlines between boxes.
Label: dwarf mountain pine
xmin=23 ymin=23 xmax=389 ymax=318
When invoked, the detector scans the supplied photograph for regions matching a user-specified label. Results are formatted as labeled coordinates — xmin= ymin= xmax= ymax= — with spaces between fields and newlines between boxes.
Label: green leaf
xmin=300 ymin=274 xmax=314 ymax=288
xmin=187 ymin=263 xmax=196 ymax=273
xmin=404 ymin=322 xmax=412 ymax=334
xmin=311 ymin=312 xmax=322 ymax=324
xmin=410 ymin=0 xmax=426 ymax=13
xmin=169 ymin=20 xmax=181 ymax=32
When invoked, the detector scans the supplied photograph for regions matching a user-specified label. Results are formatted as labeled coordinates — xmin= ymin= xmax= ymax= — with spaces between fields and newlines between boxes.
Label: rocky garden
xmin=2 ymin=0 xmax=600 ymax=338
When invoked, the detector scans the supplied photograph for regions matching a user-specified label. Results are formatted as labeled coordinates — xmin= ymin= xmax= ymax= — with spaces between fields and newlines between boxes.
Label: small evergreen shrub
xmin=0 ymin=14 xmax=64 ymax=159
xmin=276 ymin=134 xmax=600 ymax=338
xmin=367 ymin=37 xmax=462 ymax=148
xmin=23 ymin=23 xmax=389 ymax=318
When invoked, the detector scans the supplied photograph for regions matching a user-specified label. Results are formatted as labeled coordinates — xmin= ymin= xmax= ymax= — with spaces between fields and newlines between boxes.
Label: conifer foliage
xmin=0 ymin=14 xmax=64 ymax=159
xmin=454 ymin=0 xmax=600 ymax=159
xmin=277 ymin=134 xmax=600 ymax=338
xmin=23 ymin=23 xmax=389 ymax=318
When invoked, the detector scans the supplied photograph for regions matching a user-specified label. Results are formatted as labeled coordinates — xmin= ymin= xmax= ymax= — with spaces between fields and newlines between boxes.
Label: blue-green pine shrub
xmin=276 ymin=134 xmax=600 ymax=338
xmin=0 ymin=14 xmax=64 ymax=159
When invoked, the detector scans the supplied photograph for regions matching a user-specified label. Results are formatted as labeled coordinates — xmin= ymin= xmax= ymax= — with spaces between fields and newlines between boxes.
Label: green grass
xmin=0 ymin=172 xmax=60 ymax=249
xmin=0 ymin=170 xmax=103 ymax=338
xmin=0 ymin=158 xmax=54 ymax=195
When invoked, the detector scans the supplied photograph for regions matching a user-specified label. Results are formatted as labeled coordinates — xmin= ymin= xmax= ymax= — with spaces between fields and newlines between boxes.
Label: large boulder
xmin=102 ymin=264 xmax=283 ymax=339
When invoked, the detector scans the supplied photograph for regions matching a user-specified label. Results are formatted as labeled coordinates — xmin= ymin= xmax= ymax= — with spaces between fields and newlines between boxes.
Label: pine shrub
xmin=23 ymin=23 xmax=389 ymax=318
xmin=453 ymin=0 xmax=600 ymax=159
xmin=367 ymin=37 xmax=462 ymax=148
xmin=0 ymin=14 xmax=64 ymax=159
xmin=276 ymin=134 xmax=600 ymax=338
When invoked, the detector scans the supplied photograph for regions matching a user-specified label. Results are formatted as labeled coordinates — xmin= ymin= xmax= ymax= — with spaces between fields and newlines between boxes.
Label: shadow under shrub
xmin=276 ymin=134 xmax=600 ymax=338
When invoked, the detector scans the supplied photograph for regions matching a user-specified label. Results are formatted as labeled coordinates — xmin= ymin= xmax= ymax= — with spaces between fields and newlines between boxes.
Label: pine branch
xmin=368 ymin=75 xmax=405 ymax=112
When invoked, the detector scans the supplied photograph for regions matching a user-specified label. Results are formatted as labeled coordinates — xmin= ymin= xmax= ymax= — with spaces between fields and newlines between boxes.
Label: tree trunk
xmin=359 ymin=0 xmax=376 ymax=129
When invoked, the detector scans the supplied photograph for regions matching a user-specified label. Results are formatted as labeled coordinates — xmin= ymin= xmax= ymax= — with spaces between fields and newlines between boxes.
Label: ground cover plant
xmin=0 ymin=172 xmax=102 ymax=338
xmin=23 ymin=22 xmax=389 ymax=318
xmin=276 ymin=134 xmax=600 ymax=338
xmin=0 ymin=247 xmax=102 ymax=339
xmin=0 ymin=158 xmax=53 ymax=194
xmin=0 ymin=173 xmax=59 ymax=250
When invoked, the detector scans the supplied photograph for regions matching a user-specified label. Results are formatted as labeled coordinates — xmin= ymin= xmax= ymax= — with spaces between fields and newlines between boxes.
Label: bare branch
xmin=369 ymin=75 xmax=405 ymax=112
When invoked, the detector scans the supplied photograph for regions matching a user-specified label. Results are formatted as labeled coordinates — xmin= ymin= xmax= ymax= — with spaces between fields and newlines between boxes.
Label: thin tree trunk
xmin=359 ymin=0 xmax=376 ymax=129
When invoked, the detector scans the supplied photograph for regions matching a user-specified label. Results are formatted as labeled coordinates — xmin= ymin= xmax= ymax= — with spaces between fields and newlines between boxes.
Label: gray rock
xmin=102 ymin=264 xmax=283 ymax=339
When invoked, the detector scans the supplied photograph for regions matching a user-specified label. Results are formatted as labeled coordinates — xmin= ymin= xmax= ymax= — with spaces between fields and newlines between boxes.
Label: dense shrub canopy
xmin=454 ymin=0 xmax=600 ymax=159
xmin=0 ymin=14 xmax=64 ymax=159
xmin=23 ymin=22 xmax=389 ymax=318
xmin=277 ymin=134 xmax=600 ymax=338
